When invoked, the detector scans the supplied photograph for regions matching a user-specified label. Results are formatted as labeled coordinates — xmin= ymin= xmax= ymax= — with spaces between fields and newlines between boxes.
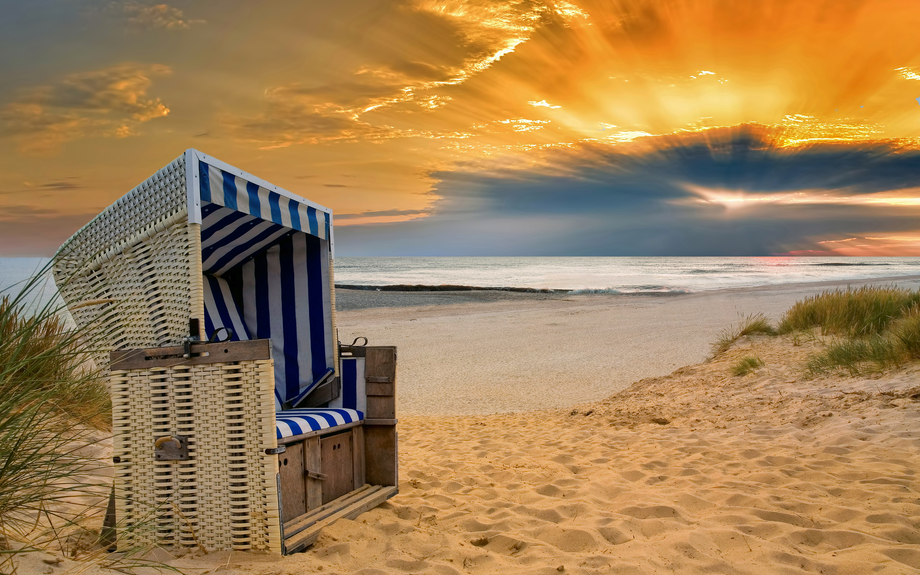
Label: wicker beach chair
xmin=53 ymin=149 xmax=397 ymax=555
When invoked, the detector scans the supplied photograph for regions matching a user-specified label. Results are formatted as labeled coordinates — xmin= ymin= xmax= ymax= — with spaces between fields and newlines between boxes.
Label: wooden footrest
xmin=283 ymin=484 xmax=398 ymax=554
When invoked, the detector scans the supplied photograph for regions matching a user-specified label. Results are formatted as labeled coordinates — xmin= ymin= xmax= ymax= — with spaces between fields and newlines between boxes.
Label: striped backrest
xmin=203 ymin=274 xmax=250 ymax=342
xmin=240 ymin=232 xmax=334 ymax=410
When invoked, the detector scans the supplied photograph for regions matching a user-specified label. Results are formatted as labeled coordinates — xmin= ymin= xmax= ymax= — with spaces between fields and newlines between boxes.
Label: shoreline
xmin=336 ymin=272 xmax=920 ymax=292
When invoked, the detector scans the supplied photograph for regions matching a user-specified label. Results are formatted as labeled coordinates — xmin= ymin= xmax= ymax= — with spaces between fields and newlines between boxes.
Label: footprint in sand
xmin=535 ymin=484 xmax=563 ymax=497
xmin=530 ymin=525 xmax=603 ymax=553
xmin=514 ymin=505 xmax=565 ymax=523
xmin=784 ymin=528 xmax=868 ymax=551
xmin=618 ymin=505 xmax=683 ymax=520
xmin=751 ymin=509 xmax=823 ymax=529
xmin=597 ymin=526 xmax=632 ymax=545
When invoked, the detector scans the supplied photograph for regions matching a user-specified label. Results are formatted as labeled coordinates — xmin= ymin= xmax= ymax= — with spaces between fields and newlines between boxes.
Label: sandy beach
xmin=336 ymin=276 xmax=920 ymax=415
xmin=17 ymin=277 xmax=920 ymax=575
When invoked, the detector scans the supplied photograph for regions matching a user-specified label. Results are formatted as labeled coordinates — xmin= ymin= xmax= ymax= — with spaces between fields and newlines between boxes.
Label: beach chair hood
xmin=54 ymin=149 xmax=338 ymax=408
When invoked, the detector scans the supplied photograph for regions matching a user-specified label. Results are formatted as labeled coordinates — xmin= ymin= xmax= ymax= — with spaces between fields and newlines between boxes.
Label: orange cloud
xmin=787 ymin=234 xmax=920 ymax=256
xmin=118 ymin=2 xmax=206 ymax=30
xmin=225 ymin=0 xmax=593 ymax=149
xmin=0 ymin=63 xmax=171 ymax=153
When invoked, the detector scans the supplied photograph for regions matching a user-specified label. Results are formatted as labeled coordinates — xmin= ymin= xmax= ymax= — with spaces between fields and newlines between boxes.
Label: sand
xmin=15 ymin=278 xmax=920 ymax=575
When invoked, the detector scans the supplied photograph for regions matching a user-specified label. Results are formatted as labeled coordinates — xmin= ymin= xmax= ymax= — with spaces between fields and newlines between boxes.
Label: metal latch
xmin=154 ymin=435 xmax=189 ymax=461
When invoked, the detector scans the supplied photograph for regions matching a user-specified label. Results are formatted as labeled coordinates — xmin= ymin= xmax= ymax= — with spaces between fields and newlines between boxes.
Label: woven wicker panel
xmin=53 ymin=154 xmax=195 ymax=368
xmin=56 ymin=217 xmax=196 ymax=369
xmin=55 ymin=154 xmax=187 ymax=266
xmin=110 ymin=359 xmax=281 ymax=553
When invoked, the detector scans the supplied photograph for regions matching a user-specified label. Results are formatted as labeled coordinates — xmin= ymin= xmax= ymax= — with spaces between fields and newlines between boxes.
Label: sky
xmin=1 ymin=0 xmax=920 ymax=256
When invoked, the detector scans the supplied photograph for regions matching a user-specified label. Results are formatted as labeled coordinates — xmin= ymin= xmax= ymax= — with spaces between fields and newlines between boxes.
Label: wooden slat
xmin=352 ymin=427 xmax=365 ymax=488
xmin=284 ymin=484 xmax=375 ymax=537
xmin=364 ymin=347 xmax=396 ymax=420
xmin=284 ymin=486 xmax=398 ymax=554
xmin=364 ymin=419 xmax=397 ymax=426
xmin=278 ymin=420 xmax=363 ymax=445
xmin=304 ymin=437 xmax=322 ymax=512
xmin=279 ymin=444 xmax=306 ymax=523
xmin=367 ymin=396 xmax=395 ymax=420
xmin=364 ymin=425 xmax=398 ymax=487
xmin=366 ymin=382 xmax=394 ymax=396
xmin=110 ymin=339 xmax=272 ymax=370
xmin=321 ymin=434 xmax=355 ymax=504
xmin=365 ymin=347 xmax=396 ymax=384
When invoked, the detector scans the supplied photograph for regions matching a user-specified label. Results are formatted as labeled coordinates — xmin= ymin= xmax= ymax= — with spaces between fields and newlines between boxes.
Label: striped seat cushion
xmin=275 ymin=408 xmax=364 ymax=440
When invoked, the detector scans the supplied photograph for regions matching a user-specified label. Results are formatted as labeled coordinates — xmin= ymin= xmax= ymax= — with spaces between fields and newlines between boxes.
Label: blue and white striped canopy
xmin=199 ymin=162 xmax=330 ymax=240
xmin=197 ymin=161 xmax=335 ymax=410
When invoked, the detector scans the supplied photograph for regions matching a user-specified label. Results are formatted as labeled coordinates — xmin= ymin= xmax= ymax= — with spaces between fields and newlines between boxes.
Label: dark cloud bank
xmin=336 ymin=126 xmax=920 ymax=256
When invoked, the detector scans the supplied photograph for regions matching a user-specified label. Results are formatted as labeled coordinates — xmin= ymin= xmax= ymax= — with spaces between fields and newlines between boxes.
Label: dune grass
xmin=732 ymin=356 xmax=764 ymax=376
xmin=710 ymin=312 xmax=777 ymax=357
xmin=777 ymin=286 xmax=920 ymax=375
xmin=710 ymin=286 xmax=920 ymax=376
xmin=778 ymin=285 xmax=920 ymax=337
xmin=0 ymin=265 xmax=111 ymax=568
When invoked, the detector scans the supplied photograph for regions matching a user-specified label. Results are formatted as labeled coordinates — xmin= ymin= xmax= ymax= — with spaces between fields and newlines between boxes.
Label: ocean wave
xmin=566 ymin=286 xmax=693 ymax=296
xmin=334 ymin=283 xmax=695 ymax=295
xmin=814 ymin=262 xmax=891 ymax=267
xmin=335 ymin=284 xmax=568 ymax=293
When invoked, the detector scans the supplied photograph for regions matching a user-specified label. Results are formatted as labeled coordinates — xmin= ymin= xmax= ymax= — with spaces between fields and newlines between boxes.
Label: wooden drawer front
xmin=321 ymin=433 xmax=355 ymax=504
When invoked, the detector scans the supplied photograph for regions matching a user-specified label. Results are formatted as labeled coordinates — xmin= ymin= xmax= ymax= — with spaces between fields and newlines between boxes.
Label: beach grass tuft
xmin=780 ymin=287 xmax=920 ymax=375
xmin=778 ymin=285 xmax=920 ymax=337
xmin=732 ymin=356 xmax=764 ymax=376
xmin=711 ymin=313 xmax=777 ymax=357
xmin=0 ymin=264 xmax=111 ymax=569
xmin=806 ymin=336 xmax=901 ymax=375
xmin=891 ymin=304 xmax=920 ymax=359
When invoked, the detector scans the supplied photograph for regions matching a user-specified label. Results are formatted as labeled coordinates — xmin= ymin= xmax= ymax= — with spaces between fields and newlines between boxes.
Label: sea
xmin=333 ymin=256 xmax=920 ymax=294
xmin=2 ymin=257 xmax=919 ymax=301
